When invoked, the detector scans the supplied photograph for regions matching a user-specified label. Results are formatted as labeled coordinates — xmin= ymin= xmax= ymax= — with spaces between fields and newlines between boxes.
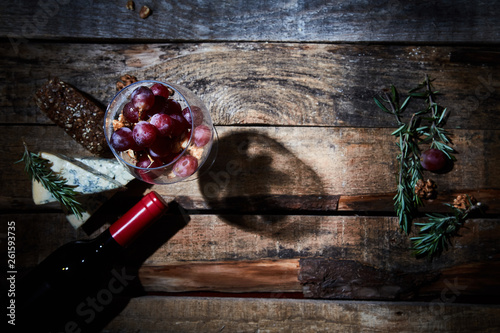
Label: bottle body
xmin=18 ymin=230 xmax=123 ymax=331
xmin=17 ymin=191 xmax=168 ymax=332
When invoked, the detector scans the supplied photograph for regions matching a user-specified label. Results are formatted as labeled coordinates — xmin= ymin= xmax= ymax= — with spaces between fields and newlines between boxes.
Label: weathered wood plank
xmin=3 ymin=126 xmax=499 ymax=214
xmin=2 ymin=42 xmax=500 ymax=128
xmin=102 ymin=296 xmax=500 ymax=333
xmin=137 ymin=257 xmax=500 ymax=302
xmin=6 ymin=210 xmax=498 ymax=300
xmin=139 ymin=260 xmax=302 ymax=294
xmin=299 ymin=258 xmax=500 ymax=302
xmin=2 ymin=1 xmax=500 ymax=43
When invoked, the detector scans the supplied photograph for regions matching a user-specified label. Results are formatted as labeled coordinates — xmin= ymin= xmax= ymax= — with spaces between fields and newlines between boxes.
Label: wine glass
xmin=104 ymin=80 xmax=217 ymax=184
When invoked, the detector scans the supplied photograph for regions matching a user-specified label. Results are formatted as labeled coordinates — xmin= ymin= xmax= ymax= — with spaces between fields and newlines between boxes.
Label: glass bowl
xmin=104 ymin=80 xmax=216 ymax=184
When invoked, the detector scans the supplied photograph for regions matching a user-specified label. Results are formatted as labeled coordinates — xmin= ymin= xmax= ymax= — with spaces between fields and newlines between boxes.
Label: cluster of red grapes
xmin=109 ymin=83 xmax=211 ymax=179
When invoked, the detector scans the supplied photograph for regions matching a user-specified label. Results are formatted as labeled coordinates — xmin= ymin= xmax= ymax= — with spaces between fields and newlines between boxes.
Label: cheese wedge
xmin=32 ymin=152 xmax=135 ymax=228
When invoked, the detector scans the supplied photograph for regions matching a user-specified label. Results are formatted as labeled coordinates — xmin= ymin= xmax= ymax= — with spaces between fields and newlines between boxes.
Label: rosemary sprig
xmin=408 ymin=75 xmax=456 ymax=161
xmin=374 ymin=84 xmax=421 ymax=233
xmin=411 ymin=196 xmax=482 ymax=258
xmin=374 ymin=75 xmax=455 ymax=235
xmin=17 ymin=143 xmax=84 ymax=219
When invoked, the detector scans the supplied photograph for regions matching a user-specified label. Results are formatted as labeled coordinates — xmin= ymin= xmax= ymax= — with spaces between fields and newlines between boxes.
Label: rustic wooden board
xmin=5 ymin=211 xmax=498 ymax=301
xmin=2 ymin=1 xmax=500 ymax=43
xmin=3 ymin=125 xmax=499 ymax=214
xmin=2 ymin=42 xmax=500 ymax=128
xmin=102 ymin=296 xmax=500 ymax=333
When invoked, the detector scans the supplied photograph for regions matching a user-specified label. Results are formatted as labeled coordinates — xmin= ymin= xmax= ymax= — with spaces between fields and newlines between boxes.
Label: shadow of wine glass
xmin=197 ymin=130 xmax=326 ymax=240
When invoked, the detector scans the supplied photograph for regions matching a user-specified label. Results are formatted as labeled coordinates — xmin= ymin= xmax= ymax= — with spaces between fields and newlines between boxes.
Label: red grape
xmin=193 ymin=125 xmax=211 ymax=147
xmin=150 ymin=83 xmax=170 ymax=98
xmin=173 ymin=155 xmax=198 ymax=178
xmin=136 ymin=154 xmax=163 ymax=169
xmin=148 ymin=136 xmax=173 ymax=159
xmin=150 ymin=113 xmax=174 ymax=136
xmin=131 ymin=86 xmax=155 ymax=111
xmin=146 ymin=96 xmax=167 ymax=117
xmin=421 ymin=148 xmax=447 ymax=171
xmin=110 ymin=127 xmax=137 ymax=151
xmin=182 ymin=106 xmax=204 ymax=127
xmin=122 ymin=101 xmax=140 ymax=123
xmin=133 ymin=121 xmax=158 ymax=147
xmin=161 ymin=152 xmax=181 ymax=165
xmin=135 ymin=155 xmax=163 ymax=182
xmin=164 ymin=98 xmax=182 ymax=115
xmin=170 ymin=113 xmax=190 ymax=137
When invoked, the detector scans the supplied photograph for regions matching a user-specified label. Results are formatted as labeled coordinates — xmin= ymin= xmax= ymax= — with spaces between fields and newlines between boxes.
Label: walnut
xmin=415 ymin=179 xmax=437 ymax=200
xmin=139 ymin=5 xmax=152 ymax=19
xmin=116 ymin=74 xmax=138 ymax=91
xmin=126 ymin=0 xmax=135 ymax=10
xmin=453 ymin=194 xmax=477 ymax=210
xmin=112 ymin=114 xmax=132 ymax=131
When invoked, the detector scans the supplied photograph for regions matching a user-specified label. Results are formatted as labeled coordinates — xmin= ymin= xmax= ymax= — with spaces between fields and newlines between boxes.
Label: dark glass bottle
xmin=17 ymin=191 xmax=168 ymax=332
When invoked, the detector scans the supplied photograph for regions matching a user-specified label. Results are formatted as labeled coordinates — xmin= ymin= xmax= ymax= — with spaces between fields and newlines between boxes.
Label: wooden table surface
xmin=2 ymin=1 xmax=500 ymax=332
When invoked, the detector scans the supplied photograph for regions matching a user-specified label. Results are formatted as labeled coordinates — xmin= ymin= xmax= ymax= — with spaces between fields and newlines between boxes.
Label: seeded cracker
xmin=35 ymin=77 xmax=110 ymax=156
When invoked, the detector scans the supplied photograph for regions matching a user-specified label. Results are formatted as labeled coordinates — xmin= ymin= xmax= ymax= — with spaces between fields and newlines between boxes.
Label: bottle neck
xmin=109 ymin=191 xmax=168 ymax=247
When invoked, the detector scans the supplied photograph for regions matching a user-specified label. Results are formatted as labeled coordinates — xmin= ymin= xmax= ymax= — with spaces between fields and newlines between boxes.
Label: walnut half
xmin=415 ymin=179 xmax=437 ymax=200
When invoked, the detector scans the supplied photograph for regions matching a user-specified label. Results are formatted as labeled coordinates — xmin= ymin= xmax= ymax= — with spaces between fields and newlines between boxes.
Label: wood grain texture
xmin=3 ymin=126 xmax=498 ymax=213
xmin=5 ymin=211 xmax=498 ymax=300
xmin=2 ymin=1 xmax=500 ymax=43
xmin=102 ymin=296 xmax=500 ymax=333
xmin=2 ymin=42 xmax=500 ymax=128
xmin=2 ymin=0 xmax=499 ymax=327
xmin=139 ymin=260 xmax=302 ymax=293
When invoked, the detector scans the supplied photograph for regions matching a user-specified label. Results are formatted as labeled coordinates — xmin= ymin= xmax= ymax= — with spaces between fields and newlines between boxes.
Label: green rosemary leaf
xmin=400 ymin=96 xmax=411 ymax=112
xmin=391 ymin=124 xmax=406 ymax=136
xmin=373 ymin=96 xmax=391 ymax=114
xmin=17 ymin=143 xmax=85 ymax=219
xmin=438 ymin=107 xmax=448 ymax=125
xmin=390 ymin=85 xmax=399 ymax=105
xmin=409 ymin=91 xmax=428 ymax=98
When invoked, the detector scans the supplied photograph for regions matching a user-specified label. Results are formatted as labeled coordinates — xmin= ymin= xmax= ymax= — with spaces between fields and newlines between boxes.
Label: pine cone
xmin=415 ymin=179 xmax=437 ymax=199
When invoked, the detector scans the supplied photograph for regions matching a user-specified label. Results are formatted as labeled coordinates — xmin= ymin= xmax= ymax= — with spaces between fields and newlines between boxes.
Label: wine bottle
xmin=17 ymin=191 xmax=168 ymax=332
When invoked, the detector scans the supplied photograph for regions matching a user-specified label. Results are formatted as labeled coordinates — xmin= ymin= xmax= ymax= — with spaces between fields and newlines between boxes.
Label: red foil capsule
xmin=109 ymin=191 xmax=168 ymax=247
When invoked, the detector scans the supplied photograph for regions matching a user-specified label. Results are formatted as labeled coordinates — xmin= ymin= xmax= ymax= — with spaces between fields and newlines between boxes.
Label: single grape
xmin=193 ymin=125 xmax=212 ymax=147
xmin=146 ymin=96 xmax=167 ymax=117
xmin=173 ymin=155 xmax=198 ymax=178
xmin=148 ymin=136 xmax=174 ymax=159
xmin=122 ymin=101 xmax=140 ymax=123
xmin=135 ymin=155 xmax=163 ymax=182
xmin=161 ymin=152 xmax=181 ymax=165
xmin=150 ymin=83 xmax=170 ymax=98
xmin=170 ymin=113 xmax=190 ymax=137
xmin=150 ymin=113 xmax=174 ymax=137
xmin=110 ymin=127 xmax=137 ymax=151
xmin=132 ymin=121 xmax=158 ymax=147
xmin=182 ymin=106 xmax=204 ymax=127
xmin=421 ymin=148 xmax=447 ymax=171
xmin=131 ymin=86 xmax=155 ymax=111
xmin=164 ymin=98 xmax=182 ymax=115
xmin=136 ymin=154 xmax=163 ymax=169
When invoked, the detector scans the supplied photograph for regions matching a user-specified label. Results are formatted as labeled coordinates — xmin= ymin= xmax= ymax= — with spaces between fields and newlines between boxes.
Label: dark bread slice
xmin=35 ymin=77 xmax=110 ymax=156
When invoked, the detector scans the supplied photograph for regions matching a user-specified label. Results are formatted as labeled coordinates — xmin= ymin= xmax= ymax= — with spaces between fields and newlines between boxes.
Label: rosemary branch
xmin=411 ymin=196 xmax=482 ymax=258
xmin=17 ymin=143 xmax=84 ymax=219
xmin=374 ymin=76 xmax=455 ymax=235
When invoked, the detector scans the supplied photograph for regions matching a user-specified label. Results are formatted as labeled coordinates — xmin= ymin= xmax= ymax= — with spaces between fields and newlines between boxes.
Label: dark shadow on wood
xmin=197 ymin=130 xmax=330 ymax=240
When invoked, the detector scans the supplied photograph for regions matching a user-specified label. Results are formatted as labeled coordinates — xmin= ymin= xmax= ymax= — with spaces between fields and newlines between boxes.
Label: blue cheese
xmin=74 ymin=157 xmax=135 ymax=186
xmin=32 ymin=152 xmax=136 ymax=229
